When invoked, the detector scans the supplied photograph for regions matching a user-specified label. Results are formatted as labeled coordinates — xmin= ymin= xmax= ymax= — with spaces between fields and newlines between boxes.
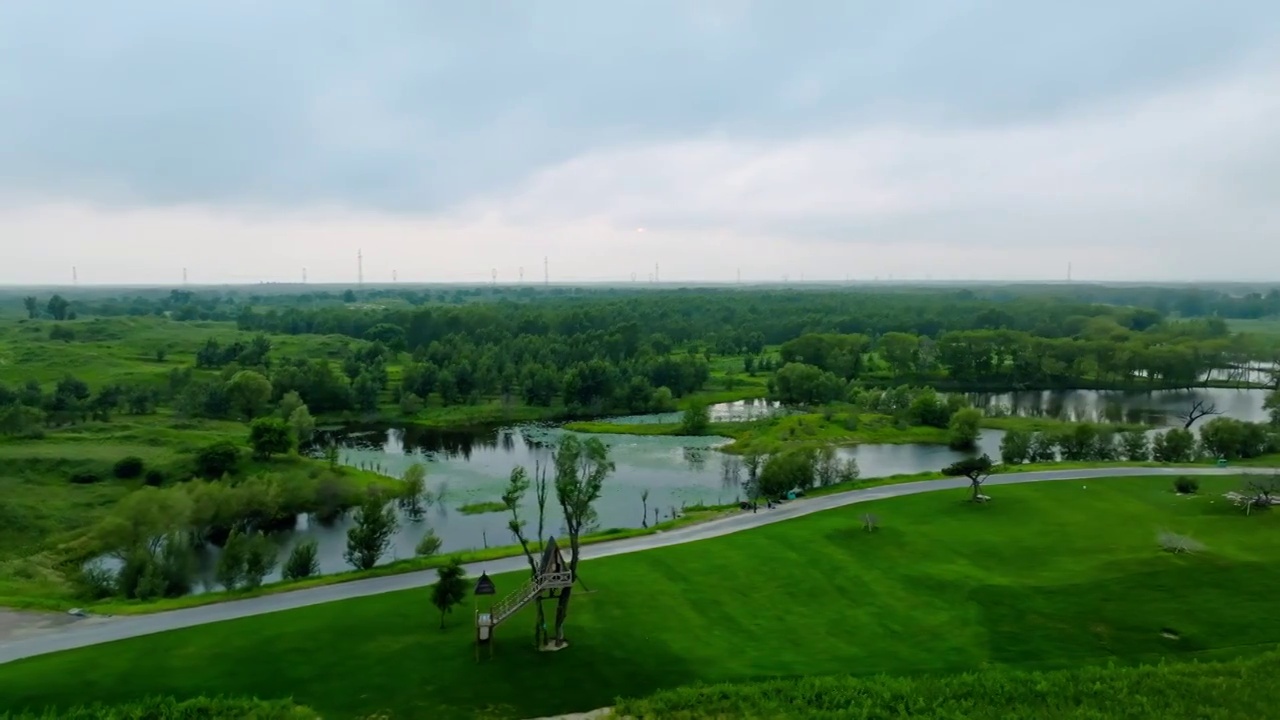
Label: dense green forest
xmin=3 ymin=286 xmax=1278 ymax=436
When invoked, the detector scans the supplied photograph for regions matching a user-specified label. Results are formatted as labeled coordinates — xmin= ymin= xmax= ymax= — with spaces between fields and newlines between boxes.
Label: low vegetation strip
xmin=616 ymin=650 xmax=1280 ymax=719
xmin=456 ymin=500 xmax=508 ymax=515
xmin=0 ymin=696 xmax=316 ymax=720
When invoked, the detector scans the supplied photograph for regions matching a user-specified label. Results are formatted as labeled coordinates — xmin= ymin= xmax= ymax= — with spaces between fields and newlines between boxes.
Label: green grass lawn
xmin=1227 ymin=317 xmax=1280 ymax=337
xmin=3 ymin=475 xmax=1278 ymax=719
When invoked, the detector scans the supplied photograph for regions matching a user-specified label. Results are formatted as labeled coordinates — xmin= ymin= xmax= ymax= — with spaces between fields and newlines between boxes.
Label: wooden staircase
xmin=478 ymin=570 xmax=573 ymax=629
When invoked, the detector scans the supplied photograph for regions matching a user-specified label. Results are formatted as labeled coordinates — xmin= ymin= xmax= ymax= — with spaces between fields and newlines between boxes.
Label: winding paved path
xmin=1 ymin=466 xmax=1273 ymax=665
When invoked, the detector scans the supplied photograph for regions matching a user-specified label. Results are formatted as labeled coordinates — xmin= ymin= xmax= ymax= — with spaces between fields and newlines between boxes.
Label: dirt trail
xmin=0 ymin=609 xmax=111 ymax=644
xmin=526 ymin=709 xmax=616 ymax=720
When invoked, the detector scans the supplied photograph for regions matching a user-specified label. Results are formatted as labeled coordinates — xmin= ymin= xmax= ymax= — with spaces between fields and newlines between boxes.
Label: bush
xmin=73 ymin=564 xmax=118 ymax=600
xmin=195 ymin=441 xmax=240 ymax=479
xmin=144 ymin=468 xmax=166 ymax=486
xmin=249 ymin=416 xmax=295 ymax=460
xmin=242 ymin=531 xmax=278 ymax=590
xmin=1174 ymin=477 xmax=1199 ymax=494
xmin=69 ymin=472 xmax=102 ymax=485
xmin=113 ymin=455 xmax=145 ymax=479
xmin=283 ymin=539 xmax=320 ymax=581
xmin=416 ymin=528 xmax=443 ymax=558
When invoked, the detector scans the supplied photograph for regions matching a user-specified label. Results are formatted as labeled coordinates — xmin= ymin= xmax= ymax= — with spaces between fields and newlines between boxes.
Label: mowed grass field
xmin=1227 ymin=317 xmax=1280 ymax=337
xmin=2 ymin=475 xmax=1278 ymax=719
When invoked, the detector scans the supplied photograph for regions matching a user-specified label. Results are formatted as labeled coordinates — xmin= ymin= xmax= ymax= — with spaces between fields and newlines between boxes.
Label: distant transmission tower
xmin=491 ymin=268 xmax=497 ymax=286
xmin=544 ymin=256 xmax=549 ymax=286
xmin=182 ymin=267 xmax=188 ymax=286
xmin=302 ymin=267 xmax=307 ymax=284
xmin=72 ymin=266 xmax=78 ymax=286
xmin=519 ymin=266 xmax=524 ymax=284
xmin=357 ymin=249 xmax=364 ymax=286
xmin=392 ymin=269 xmax=398 ymax=283
xmin=654 ymin=263 xmax=659 ymax=284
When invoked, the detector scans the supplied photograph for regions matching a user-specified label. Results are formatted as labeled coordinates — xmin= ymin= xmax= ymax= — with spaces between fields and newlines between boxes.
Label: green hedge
xmin=0 ymin=696 xmax=316 ymax=720
xmin=619 ymin=650 xmax=1280 ymax=719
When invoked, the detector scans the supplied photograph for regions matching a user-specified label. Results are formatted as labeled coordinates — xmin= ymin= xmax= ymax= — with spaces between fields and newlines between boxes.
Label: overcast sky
xmin=2 ymin=1 xmax=1278 ymax=285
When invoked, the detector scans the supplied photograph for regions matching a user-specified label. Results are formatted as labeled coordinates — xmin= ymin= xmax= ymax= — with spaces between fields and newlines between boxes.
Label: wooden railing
xmin=482 ymin=571 xmax=575 ymax=628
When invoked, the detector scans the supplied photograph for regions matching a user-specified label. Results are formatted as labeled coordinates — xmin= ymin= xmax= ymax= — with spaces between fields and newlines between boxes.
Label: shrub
xmin=144 ymin=468 xmax=166 ymax=486
xmin=249 ymin=417 xmax=294 ymax=459
xmin=217 ymin=530 xmax=248 ymax=590
xmin=113 ymin=455 xmax=145 ymax=479
xmin=416 ymin=528 xmax=443 ymax=558
xmin=73 ymin=564 xmax=118 ymax=600
xmin=283 ymin=539 xmax=320 ymax=581
xmin=1173 ymin=477 xmax=1199 ymax=494
xmin=69 ymin=472 xmax=102 ymax=485
xmin=242 ymin=531 xmax=278 ymax=590
xmin=195 ymin=440 xmax=240 ymax=479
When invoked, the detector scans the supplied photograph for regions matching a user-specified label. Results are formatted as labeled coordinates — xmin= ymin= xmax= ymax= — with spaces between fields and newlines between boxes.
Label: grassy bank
xmin=3 ymin=475 xmax=1278 ymax=719
xmin=566 ymin=410 xmax=1150 ymax=454
xmin=617 ymin=650 xmax=1280 ymax=719
xmin=403 ymin=385 xmax=768 ymax=429
xmin=0 ymin=415 xmax=396 ymax=609
xmin=0 ymin=697 xmax=317 ymax=720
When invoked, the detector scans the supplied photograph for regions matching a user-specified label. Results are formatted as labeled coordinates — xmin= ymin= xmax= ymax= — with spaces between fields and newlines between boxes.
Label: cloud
xmin=0 ymin=2 xmax=1278 ymax=283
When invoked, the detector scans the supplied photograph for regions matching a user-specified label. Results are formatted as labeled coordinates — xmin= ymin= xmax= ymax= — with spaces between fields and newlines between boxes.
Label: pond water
xmin=171 ymin=386 xmax=1269 ymax=591
xmin=967 ymin=387 xmax=1272 ymax=426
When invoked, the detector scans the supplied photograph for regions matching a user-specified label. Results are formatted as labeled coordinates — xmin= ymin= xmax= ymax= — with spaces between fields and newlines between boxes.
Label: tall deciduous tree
xmin=248 ymin=417 xmax=294 ymax=459
xmin=502 ymin=465 xmax=550 ymax=645
xmin=680 ymin=402 xmax=711 ymax=435
xmin=1265 ymin=389 xmax=1280 ymax=426
xmin=947 ymin=408 xmax=982 ymax=450
xmin=550 ymin=435 xmax=613 ymax=646
xmin=288 ymin=404 xmax=316 ymax=445
xmin=46 ymin=294 xmax=69 ymax=321
xmin=21 ymin=296 xmax=38 ymax=319
xmin=226 ymin=370 xmax=273 ymax=419
xmin=399 ymin=462 xmax=428 ymax=521
xmin=344 ymin=493 xmax=398 ymax=570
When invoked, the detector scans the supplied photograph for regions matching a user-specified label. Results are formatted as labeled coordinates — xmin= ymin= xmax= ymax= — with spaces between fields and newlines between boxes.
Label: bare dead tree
xmin=1247 ymin=474 xmax=1280 ymax=510
xmin=533 ymin=458 xmax=549 ymax=546
xmin=502 ymin=466 xmax=545 ymax=646
xmin=1177 ymin=399 xmax=1222 ymax=429
xmin=640 ymin=488 xmax=650 ymax=528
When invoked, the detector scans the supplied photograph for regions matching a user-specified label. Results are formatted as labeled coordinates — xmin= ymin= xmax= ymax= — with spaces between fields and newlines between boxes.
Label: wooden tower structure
xmin=475 ymin=537 xmax=573 ymax=657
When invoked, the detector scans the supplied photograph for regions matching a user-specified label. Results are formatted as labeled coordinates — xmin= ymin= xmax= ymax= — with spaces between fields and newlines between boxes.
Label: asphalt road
xmin=0 ymin=466 xmax=1272 ymax=665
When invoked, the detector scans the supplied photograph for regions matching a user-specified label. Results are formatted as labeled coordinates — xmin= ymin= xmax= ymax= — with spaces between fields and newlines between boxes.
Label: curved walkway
xmin=1 ymin=466 xmax=1273 ymax=665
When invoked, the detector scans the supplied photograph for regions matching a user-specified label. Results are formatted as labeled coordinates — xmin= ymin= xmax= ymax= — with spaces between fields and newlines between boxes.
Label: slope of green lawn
xmin=2 ymin=475 xmax=1278 ymax=719
xmin=619 ymin=650 xmax=1280 ymax=719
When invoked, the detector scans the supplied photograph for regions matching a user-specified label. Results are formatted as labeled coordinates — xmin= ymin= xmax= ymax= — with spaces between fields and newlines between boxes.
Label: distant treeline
xmin=11 ymin=282 xmax=1280 ymax=323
